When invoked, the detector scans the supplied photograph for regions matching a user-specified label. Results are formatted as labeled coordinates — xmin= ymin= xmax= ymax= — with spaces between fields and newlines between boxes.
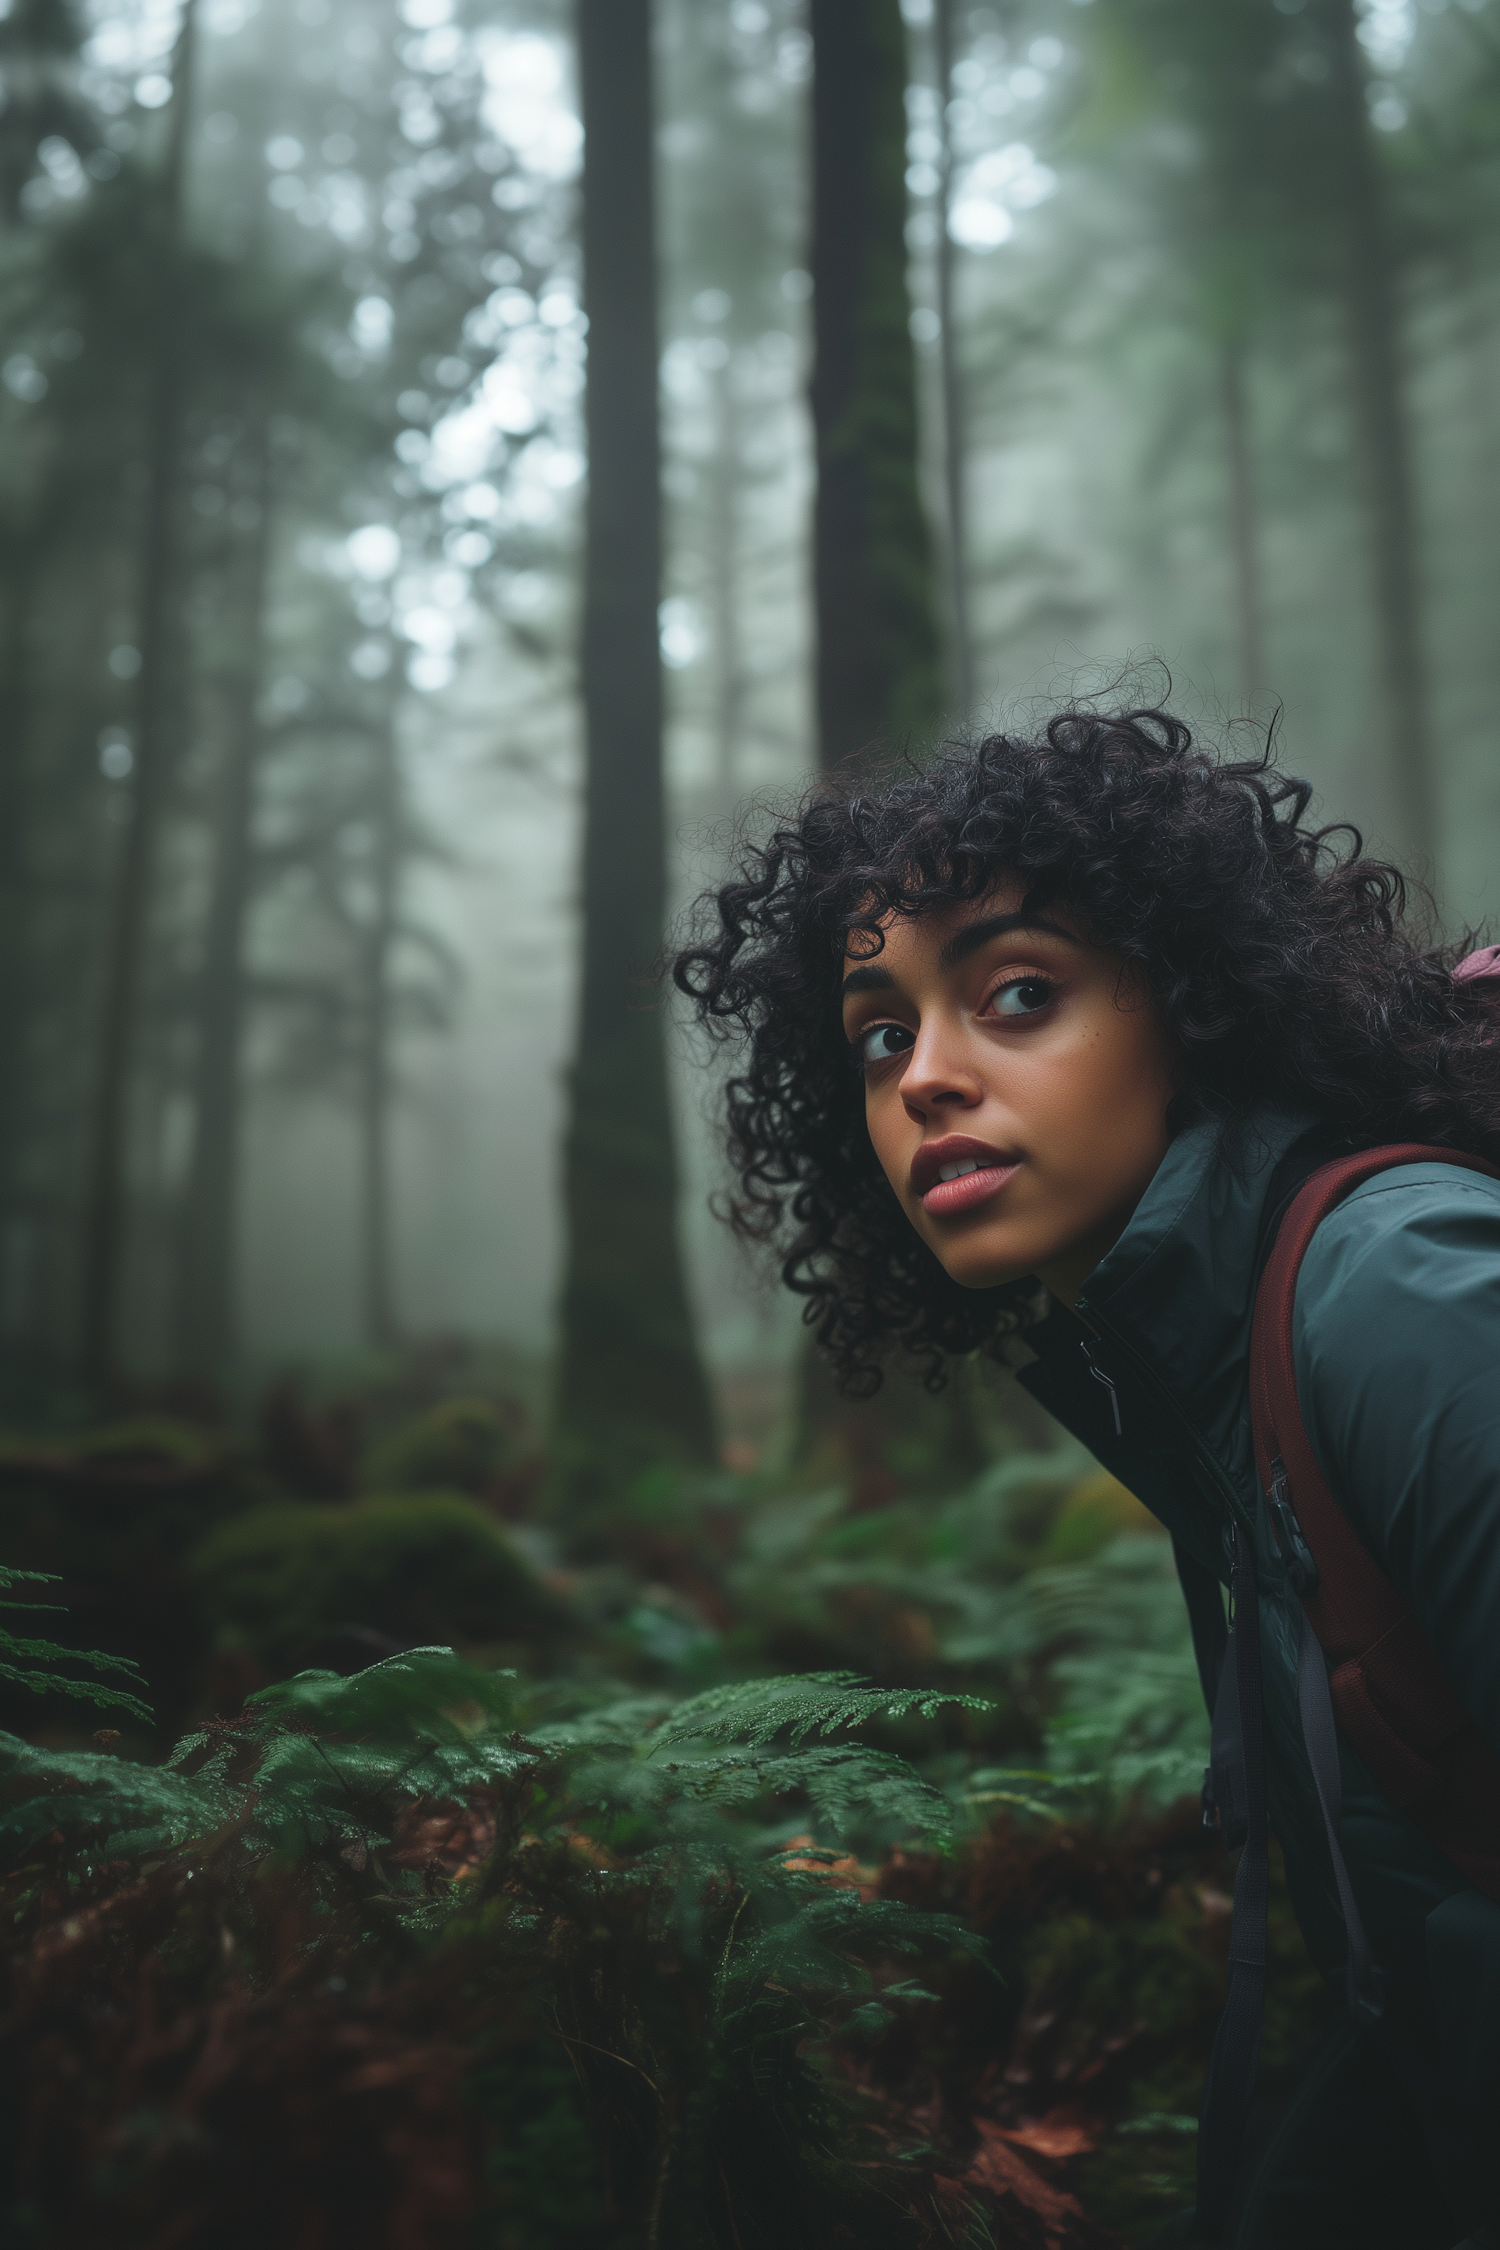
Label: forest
xmin=1 ymin=0 xmax=1498 ymax=2241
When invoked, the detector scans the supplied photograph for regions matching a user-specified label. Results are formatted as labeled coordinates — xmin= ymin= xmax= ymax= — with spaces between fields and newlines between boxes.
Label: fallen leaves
xmin=961 ymin=2117 xmax=1117 ymax=2248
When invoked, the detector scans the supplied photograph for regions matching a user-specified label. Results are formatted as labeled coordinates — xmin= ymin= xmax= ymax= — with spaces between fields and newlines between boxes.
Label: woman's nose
xmin=900 ymin=1021 xmax=984 ymax=1118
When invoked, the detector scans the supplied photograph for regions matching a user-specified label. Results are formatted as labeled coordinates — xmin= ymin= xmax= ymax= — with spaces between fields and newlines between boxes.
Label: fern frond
xmin=236 ymin=1650 xmax=531 ymax=1858
xmin=0 ymin=1564 xmax=62 ymax=1594
xmin=658 ymin=1743 xmax=954 ymax=1845
xmin=720 ymin=1888 xmax=985 ymax=2016
xmin=0 ymin=1734 xmax=215 ymax=1860
xmin=1030 ymin=1539 xmax=1208 ymax=1806
xmin=0 ymin=1562 xmax=153 ymax=1722
xmin=0 ymin=1662 xmax=153 ymax=1722
xmin=528 ymin=1692 xmax=674 ymax=1749
xmin=653 ymin=1672 xmax=993 ymax=1751
xmin=247 ymin=1646 xmax=519 ymax=1738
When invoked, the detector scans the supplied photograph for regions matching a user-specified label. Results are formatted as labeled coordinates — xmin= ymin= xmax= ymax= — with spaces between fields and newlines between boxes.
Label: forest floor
xmin=0 ymin=1349 xmax=1337 ymax=2248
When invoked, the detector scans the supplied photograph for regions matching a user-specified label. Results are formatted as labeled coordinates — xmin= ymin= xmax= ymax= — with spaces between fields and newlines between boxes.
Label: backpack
xmin=1252 ymin=1141 xmax=1500 ymax=1895
xmin=1193 ymin=1139 xmax=1500 ymax=2239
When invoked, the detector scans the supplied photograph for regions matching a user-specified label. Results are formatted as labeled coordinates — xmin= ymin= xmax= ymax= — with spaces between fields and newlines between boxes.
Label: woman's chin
xmin=932 ymin=1240 xmax=1037 ymax=1292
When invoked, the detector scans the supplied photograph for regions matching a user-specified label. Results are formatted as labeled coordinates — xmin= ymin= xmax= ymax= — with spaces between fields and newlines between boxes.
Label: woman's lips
xmin=919 ymin=1161 xmax=1021 ymax=1217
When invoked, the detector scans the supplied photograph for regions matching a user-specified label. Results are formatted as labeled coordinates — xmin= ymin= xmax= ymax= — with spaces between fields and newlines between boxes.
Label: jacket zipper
xmin=1079 ymin=1342 xmax=1123 ymax=1435
xmin=1074 ymin=1292 xmax=1254 ymax=1539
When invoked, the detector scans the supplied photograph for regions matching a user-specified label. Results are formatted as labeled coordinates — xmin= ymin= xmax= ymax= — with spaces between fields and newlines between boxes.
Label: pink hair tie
xmin=1453 ymin=945 xmax=1500 ymax=987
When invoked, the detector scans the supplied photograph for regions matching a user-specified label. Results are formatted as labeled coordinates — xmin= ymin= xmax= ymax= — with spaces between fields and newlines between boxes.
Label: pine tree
xmin=552 ymin=0 xmax=717 ymax=1523
xmin=801 ymin=0 xmax=960 ymax=1476
xmin=809 ymin=0 xmax=943 ymax=773
xmin=933 ymin=0 xmax=975 ymax=718
xmin=1090 ymin=0 xmax=1435 ymax=856
xmin=1320 ymin=0 xmax=1434 ymax=869
xmin=80 ymin=0 xmax=200 ymax=1391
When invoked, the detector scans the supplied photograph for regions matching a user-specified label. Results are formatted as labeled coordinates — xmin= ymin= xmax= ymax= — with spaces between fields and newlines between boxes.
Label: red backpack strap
xmin=1250 ymin=1143 xmax=1500 ymax=1899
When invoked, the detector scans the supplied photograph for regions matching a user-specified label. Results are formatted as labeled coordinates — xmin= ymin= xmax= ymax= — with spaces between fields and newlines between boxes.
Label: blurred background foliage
xmin=0 ymin=0 xmax=1494 ymax=2237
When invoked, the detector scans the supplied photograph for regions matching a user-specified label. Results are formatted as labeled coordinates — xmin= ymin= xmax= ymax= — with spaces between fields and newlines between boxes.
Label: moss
xmin=66 ymin=1417 xmax=229 ymax=1468
xmin=1019 ymin=1906 xmax=1222 ymax=2055
xmin=363 ymin=1397 xmax=521 ymax=1498
xmin=1072 ymin=2111 xmax=1199 ymax=2243
xmin=189 ymin=1493 xmax=562 ymax=1667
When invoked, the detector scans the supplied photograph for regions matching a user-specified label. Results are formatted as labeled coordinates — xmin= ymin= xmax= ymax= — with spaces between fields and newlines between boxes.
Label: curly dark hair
xmin=671 ymin=707 xmax=1500 ymax=1397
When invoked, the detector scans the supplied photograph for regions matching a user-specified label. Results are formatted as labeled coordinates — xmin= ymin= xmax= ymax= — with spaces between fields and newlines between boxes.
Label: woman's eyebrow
xmin=840 ymin=964 xmax=895 ymax=997
xmin=938 ymin=911 xmax=1079 ymax=970
xmin=840 ymin=912 xmax=1077 ymax=996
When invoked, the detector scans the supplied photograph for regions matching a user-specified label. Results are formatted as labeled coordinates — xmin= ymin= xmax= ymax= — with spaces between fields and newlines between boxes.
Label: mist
xmin=8 ymin=0 xmax=1494 ymax=1399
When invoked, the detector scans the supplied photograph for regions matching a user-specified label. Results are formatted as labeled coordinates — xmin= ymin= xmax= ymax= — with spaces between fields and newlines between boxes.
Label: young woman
xmin=674 ymin=709 xmax=1500 ymax=2250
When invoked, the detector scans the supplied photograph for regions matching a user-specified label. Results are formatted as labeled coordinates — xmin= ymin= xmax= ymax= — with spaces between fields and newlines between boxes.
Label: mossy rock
xmin=189 ymin=1492 xmax=561 ymax=1665
xmin=70 ymin=1415 xmax=228 ymax=1467
xmin=363 ymin=1397 xmax=520 ymax=1497
xmin=0 ymin=1415 xmax=233 ymax=1489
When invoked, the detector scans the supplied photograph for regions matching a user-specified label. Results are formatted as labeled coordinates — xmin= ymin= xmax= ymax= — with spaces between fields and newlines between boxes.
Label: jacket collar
xmin=1078 ymin=1104 xmax=1319 ymax=1407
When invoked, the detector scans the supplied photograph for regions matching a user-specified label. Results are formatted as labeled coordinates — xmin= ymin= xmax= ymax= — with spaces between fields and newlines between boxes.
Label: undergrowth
xmin=0 ymin=1654 xmax=1013 ymax=2248
xmin=0 ymin=1367 xmax=1338 ymax=2246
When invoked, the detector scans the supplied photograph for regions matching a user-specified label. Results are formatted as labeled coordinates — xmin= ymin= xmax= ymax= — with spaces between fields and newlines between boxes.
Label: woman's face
xmin=841 ymin=883 xmax=1178 ymax=1305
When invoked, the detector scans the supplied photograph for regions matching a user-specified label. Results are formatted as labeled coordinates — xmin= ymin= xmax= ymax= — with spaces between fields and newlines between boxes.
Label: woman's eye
xmin=857 ymin=1022 xmax=915 ymax=1067
xmin=990 ymin=978 xmax=1054 ymax=1019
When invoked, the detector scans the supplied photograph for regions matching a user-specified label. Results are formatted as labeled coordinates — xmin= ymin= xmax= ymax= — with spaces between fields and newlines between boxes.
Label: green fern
xmin=0 ymin=1645 xmax=997 ymax=2249
xmin=175 ymin=1647 xmax=531 ymax=1864
xmin=0 ymin=1651 xmax=989 ymax=1915
xmin=952 ymin=1536 xmax=1210 ymax=1820
xmin=0 ymin=1735 xmax=210 ymax=1862
xmin=726 ymin=1448 xmax=1096 ymax=1677
xmin=0 ymin=1562 xmax=151 ymax=1723
xmin=0 ymin=1635 xmax=992 ymax=2233
xmin=647 ymin=1669 xmax=993 ymax=1750
xmin=719 ymin=1887 xmax=984 ymax=2019
xmin=659 ymin=1743 xmax=951 ymax=1843
xmin=1030 ymin=1537 xmax=1208 ymax=1806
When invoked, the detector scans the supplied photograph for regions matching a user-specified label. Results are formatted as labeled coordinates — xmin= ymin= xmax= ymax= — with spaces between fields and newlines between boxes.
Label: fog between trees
xmin=2 ymin=0 xmax=1498 ymax=1417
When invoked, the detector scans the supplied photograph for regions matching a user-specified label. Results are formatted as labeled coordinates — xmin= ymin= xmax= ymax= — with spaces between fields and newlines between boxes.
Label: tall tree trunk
xmin=709 ymin=355 xmax=745 ymax=803
xmin=360 ymin=710 xmax=399 ymax=1351
xmin=0 ymin=552 xmax=36 ymax=1289
xmin=810 ymin=0 xmax=943 ymax=772
xmin=1323 ymin=0 xmax=1434 ymax=870
xmin=801 ymin=0 xmax=973 ymax=1492
xmin=80 ymin=0 xmax=198 ymax=1391
xmin=934 ymin=0 xmax=974 ymax=718
xmin=176 ymin=417 xmax=272 ymax=1382
xmin=553 ymin=0 xmax=717 ymax=1521
xmin=1217 ymin=337 xmax=1265 ymax=704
